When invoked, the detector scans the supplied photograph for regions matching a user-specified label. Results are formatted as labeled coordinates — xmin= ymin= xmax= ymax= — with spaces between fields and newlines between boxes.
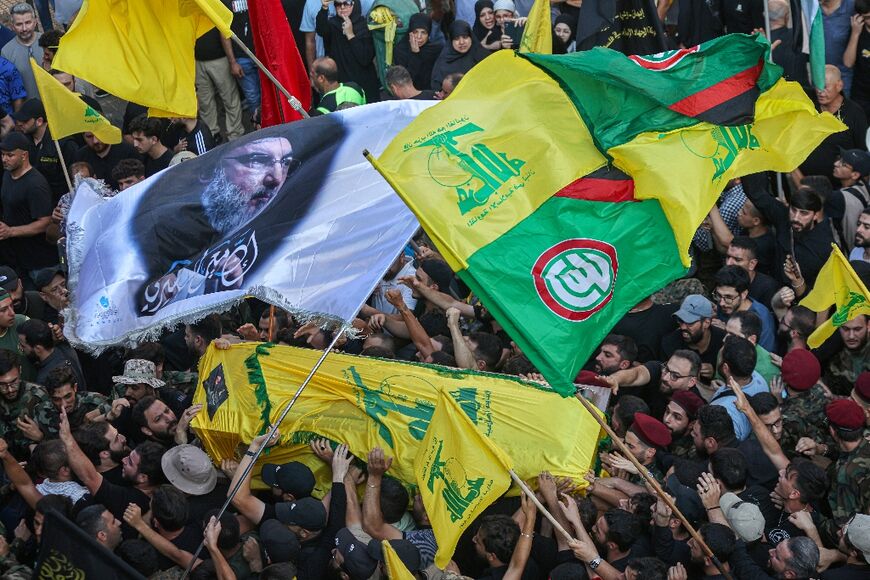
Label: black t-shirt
xmin=852 ymin=30 xmax=870 ymax=101
xmin=102 ymin=464 xmax=126 ymax=487
xmin=660 ymin=325 xmax=727 ymax=370
xmin=748 ymin=272 xmax=779 ymax=310
xmin=738 ymin=435 xmax=779 ymax=489
xmin=145 ymin=149 xmax=174 ymax=177
xmin=0 ymin=167 xmax=57 ymax=269
xmin=30 ymin=130 xmax=79 ymax=201
xmin=157 ymin=526 xmax=203 ymax=570
xmin=228 ymin=0 xmax=254 ymax=56
xmin=187 ymin=482 xmax=231 ymax=527
xmin=751 ymin=231 xmax=777 ymax=277
xmin=161 ymin=120 xmax=216 ymax=155
xmin=75 ymin=141 xmax=141 ymax=190
xmin=821 ymin=564 xmax=870 ymax=580
xmin=94 ymin=476 xmax=150 ymax=539
xmin=195 ymin=28 xmax=225 ymax=61
xmin=800 ymin=98 xmax=868 ymax=183
xmin=613 ymin=303 xmax=678 ymax=362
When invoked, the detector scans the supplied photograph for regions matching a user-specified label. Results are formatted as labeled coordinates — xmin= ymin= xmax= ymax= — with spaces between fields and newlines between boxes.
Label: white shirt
xmin=370 ymin=259 xmax=417 ymax=314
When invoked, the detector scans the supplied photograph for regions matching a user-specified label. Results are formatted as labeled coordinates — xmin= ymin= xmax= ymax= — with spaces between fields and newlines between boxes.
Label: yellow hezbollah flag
xmin=519 ymin=0 xmax=552 ymax=54
xmin=52 ymin=0 xmax=233 ymax=118
xmin=29 ymin=59 xmax=121 ymax=145
xmin=382 ymin=540 xmax=416 ymax=580
xmin=415 ymin=389 xmax=512 ymax=568
xmin=800 ymin=244 xmax=870 ymax=348
xmin=191 ymin=343 xmax=600 ymax=494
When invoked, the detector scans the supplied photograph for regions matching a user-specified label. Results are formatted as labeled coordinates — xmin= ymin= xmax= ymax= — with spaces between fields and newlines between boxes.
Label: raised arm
xmin=0 ymin=439 xmax=42 ymax=508
xmin=447 ymin=307 xmax=476 ymax=370
xmin=729 ymin=378 xmax=789 ymax=471
xmin=227 ymin=430 xmax=280 ymax=525
xmin=58 ymin=407 xmax=103 ymax=494
xmin=362 ymin=447 xmax=402 ymax=540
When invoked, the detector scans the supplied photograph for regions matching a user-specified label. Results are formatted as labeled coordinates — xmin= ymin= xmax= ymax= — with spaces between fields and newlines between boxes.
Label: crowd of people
xmin=0 ymin=0 xmax=866 ymax=578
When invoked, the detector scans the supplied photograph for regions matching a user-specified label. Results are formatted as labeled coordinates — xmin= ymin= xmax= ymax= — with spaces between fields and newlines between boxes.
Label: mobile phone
xmin=504 ymin=21 xmax=522 ymax=47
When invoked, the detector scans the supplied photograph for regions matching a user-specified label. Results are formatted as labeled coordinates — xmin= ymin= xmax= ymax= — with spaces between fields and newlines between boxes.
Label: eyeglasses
xmin=660 ymin=364 xmax=692 ymax=381
xmin=0 ymin=377 xmax=20 ymax=391
xmin=712 ymin=290 xmax=740 ymax=304
xmin=335 ymin=1 xmax=353 ymax=5
xmin=224 ymin=153 xmax=297 ymax=171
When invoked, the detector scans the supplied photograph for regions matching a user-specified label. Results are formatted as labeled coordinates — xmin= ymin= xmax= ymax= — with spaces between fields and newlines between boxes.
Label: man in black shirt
xmin=129 ymin=115 xmax=173 ymax=177
xmin=661 ymin=295 xmax=726 ymax=385
xmin=162 ymin=117 xmax=215 ymax=156
xmin=613 ymin=296 xmax=678 ymax=363
xmin=75 ymin=132 xmax=141 ymax=190
xmin=195 ymin=27 xmax=245 ymax=141
xmin=0 ymin=131 xmax=58 ymax=278
xmin=13 ymin=98 xmax=79 ymax=202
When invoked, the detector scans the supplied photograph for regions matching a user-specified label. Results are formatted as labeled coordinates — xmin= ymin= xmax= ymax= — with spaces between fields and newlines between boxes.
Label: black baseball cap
xmin=11 ymin=99 xmax=45 ymax=122
xmin=261 ymin=461 xmax=315 ymax=498
xmin=259 ymin=519 xmax=301 ymax=564
xmin=0 ymin=132 xmax=31 ymax=152
xmin=274 ymin=498 xmax=327 ymax=531
xmin=839 ymin=147 xmax=870 ymax=176
xmin=0 ymin=266 xmax=18 ymax=292
xmin=334 ymin=528 xmax=378 ymax=579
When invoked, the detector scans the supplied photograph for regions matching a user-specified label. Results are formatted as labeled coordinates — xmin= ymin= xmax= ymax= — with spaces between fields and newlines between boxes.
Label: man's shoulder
xmin=78 ymin=391 xmax=108 ymax=406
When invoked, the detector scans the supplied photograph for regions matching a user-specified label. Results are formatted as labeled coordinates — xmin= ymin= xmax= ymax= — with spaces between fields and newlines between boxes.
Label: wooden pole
xmin=508 ymin=470 xmax=575 ymax=542
xmin=229 ymin=34 xmax=310 ymax=120
xmin=54 ymin=139 xmax=74 ymax=193
xmin=573 ymin=389 xmax=733 ymax=580
xmin=268 ymin=304 xmax=276 ymax=342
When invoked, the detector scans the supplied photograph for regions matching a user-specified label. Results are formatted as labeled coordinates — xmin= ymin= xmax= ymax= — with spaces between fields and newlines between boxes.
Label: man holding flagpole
xmin=13 ymin=98 xmax=79 ymax=201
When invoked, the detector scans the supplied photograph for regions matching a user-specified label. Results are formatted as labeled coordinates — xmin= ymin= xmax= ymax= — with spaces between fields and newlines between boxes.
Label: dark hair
xmin=32 ymin=439 xmax=68 ymax=480
xmin=386 ymin=65 xmax=414 ymax=88
xmin=203 ymin=509 xmax=241 ymax=550
xmin=70 ymin=161 xmax=94 ymax=176
xmin=788 ymin=305 xmax=817 ymax=338
xmin=698 ymin=405 xmax=736 ymax=445
xmin=45 ymin=365 xmax=77 ymax=394
xmin=673 ymin=459 xmax=708 ymax=487
xmin=429 ymin=350 xmax=457 ymax=367
xmin=790 ymin=187 xmax=823 ymax=212
xmin=360 ymin=346 xmax=395 ymax=359
xmin=134 ymin=441 xmax=167 ymax=486
xmin=728 ymin=236 xmax=758 ymax=259
xmin=74 ymin=422 xmax=112 ymax=465
xmin=36 ymin=494 xmax=73 ymax=517
xmin=729 ymin=310 xmax=762 ymax=342
xmin=603 ymin=509 xmax=642 ymax=552
xmin=151 ymin=485 xmax=188 ymax=532
xmin=671 ymin=349 xmax=701 ymax=377
xmin=602 ymin=334 xmax=638 ymax=363
xmin=615 ymin=395 xmax=650 ymax=431
xmin=38 ymin=28 xmax=64 ymax=50
xmin=260 ymin=563 xmax=298 ymax=580
xmin=259 ymin=308 xmax=290 ymax=330
xmin=578 ymin=496 xmax=598 ymax=531
xmin=478 ymin=515 xmax=519 ymax=563
xmin=128 ymin=114 xmax=164 ymax=139
xmin=76 ymin=504 xmax=110 ymax=538
xmin=700 ymin=523 xmax=736 ymax=561
xmin=0 ymin=348 xmax=20 ymax=375
xmin=629 ymin=493 xmax=656 ymax=533
xmin=626 ymin=557 xmax=667 ymax=580
xmin=857 ymin=0 xmax=870 ymax=14
xmin=784 ymin=536 xmax=820 ymax=578
xmin=502 ymin=354 xmax=535 ymax=376
xmin=709 ymin=448 xmax=747 ymax=491
xmin=117 ymin=539 xmax=159 ymax=576
xmin=789 ymin=458 xmax=827 ymax=504
xmin=715 ymin=265 xmax=751 ymax=294
xmin=18 ymin=318 xmax=54 ymax=349
xmin=189 ymin=559 xmax=216 ymax=580
xmin=380 ymin=477 xmax=410 ymax=523
xmin=741 ymin=199 xmax=766 ymax=224
xmin=798 ymin=178 xmax=832 ymax=202
xmin=443 ymin=72 xmax=464 ymax=89
xmin=748 ymin=392 xmax=779 ymax=416
xmin=721 ymin=335 xmax=756 ymax=379
xmin=131 ymin=395 xmax=158 ymax=428
xmin=128 ymin=342 xmax=165 ymax=366
xmin=188 ymin=314 xmax=223 ymax=344
xmin=467 ymin=332 xmax=501 ymax=368
xmin=111 ymin=159 xmax=145 ymax=182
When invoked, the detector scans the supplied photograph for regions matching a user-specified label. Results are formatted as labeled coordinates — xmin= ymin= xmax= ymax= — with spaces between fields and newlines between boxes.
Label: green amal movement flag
xmin=373 ymin=34 xmax=844 ymax=396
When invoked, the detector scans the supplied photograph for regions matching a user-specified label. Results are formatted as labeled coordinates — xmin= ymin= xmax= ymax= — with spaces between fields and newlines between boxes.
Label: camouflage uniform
xmin=827 ymin=341 xmax=870 ymax=396
xmin=669 ymin=431 xmax=698 ymax=461
xmin=822 ymin=437 xmax=870 ymax=545
xmin=162 ymin=370 xmax=198 ymax=397
xmin=780 ymin=384 xmax=834 ymax=455
xmin=0 ymin=555 xmax=31 ymax=579
xmin=32 ymin=392 xmax=111 ymax=439
xmin=0 ymin=382 xmax=48 ymax=458
xmin=628 ymin=460 xmax=666 ymax=487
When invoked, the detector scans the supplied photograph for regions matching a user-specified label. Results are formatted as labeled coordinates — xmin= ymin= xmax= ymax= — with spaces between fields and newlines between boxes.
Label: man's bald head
xmin=768 ymin=0 xmax=789 ymax=24
xmin=825 ymin=64 xmax=842 ymax=84
xmin=312 ymin=57 xmax=338 ymax=82
xmin=817 ymin=64 xmax=844 ymax=107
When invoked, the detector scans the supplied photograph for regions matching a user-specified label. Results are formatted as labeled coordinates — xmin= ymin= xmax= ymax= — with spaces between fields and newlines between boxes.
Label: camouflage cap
xmin=112 ymin=359 xmax=165 ymax=389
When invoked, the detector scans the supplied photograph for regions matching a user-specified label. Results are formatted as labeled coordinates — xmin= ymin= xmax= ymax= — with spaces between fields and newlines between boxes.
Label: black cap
xmin=838 ymin=147 xmax=870 ymax=176
xmin=259 ymin=519 xmax=301 ymax=564
xmin=419 ymin=259 xmax=454 ymax=294
xmin=334 ymin=528 xmax=378 ymax=579
xmin=367 ymin=538 xmax=421 ymax=572
xmin=0 ymin=266 xmax=18 ymax=292
xmin=33 ymin=267 xmax=63 ymax=292
xmin=261 ymin=461 xmax=315 ymax=498
xmin=0 ymin=131 xmax=31 ymax=152
xmin=274 ymin=498 xmax=327 ymax=531
xmin=11 ymin=98 xmax=45 ymax=122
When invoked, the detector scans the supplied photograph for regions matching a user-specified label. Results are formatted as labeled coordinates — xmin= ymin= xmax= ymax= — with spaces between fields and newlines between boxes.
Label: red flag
xmin=248 ymin=0 xmax=312 ymax=126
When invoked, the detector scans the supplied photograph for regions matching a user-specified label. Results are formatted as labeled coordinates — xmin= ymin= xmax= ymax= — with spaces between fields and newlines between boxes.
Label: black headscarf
xmin=408 ymin=12 xmax=432 ymax=34
xmin=430 ymin=20 xmax=487 ymax=90
xmin=394 ymin=12 xmax=443 ymax=90
xmin=472 ymin=0 xmax=501 ymax=50
xmin=554 ymin=13 xmax=576 ymax=42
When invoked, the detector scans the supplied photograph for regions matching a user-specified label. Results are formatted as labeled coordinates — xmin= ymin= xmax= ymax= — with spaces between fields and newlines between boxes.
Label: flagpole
xmin=180 ymin=330 xmax=343 ymax=579
xmin=229 ymin=34 xmax=310 ymax=120
xmin=508 ymin=470 xmax=575 ymax=541
xmin=573 ymin=390 xmax=734 ymax=580
xmin=54 ymin=139 xmax=74 ymax=194
xmin=268 ymin=304 xmax=275 ymax=341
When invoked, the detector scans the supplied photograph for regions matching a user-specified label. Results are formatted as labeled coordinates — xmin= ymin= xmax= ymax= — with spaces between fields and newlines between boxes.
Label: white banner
xmin=64 ymin=101 xmax=431 ymax=350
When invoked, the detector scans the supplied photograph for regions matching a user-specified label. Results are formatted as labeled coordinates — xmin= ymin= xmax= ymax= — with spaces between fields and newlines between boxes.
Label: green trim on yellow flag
xmin=414 ymin=389 xmax=512 ymax=569
xmin=519 ymin=0 xmax=552 ymax=54
xmin=800 ymin=244 xmax=870 ymax=348
xmin=30 ymin=58 xmax=121 ymax=144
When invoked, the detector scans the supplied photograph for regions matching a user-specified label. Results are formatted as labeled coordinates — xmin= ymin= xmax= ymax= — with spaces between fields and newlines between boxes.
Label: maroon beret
xmin=781 ymin=349 xmax=821 ymax=391
xmin=575 ymin=370 xmax=613 ymax=390
xmin=855 ymin=372 xmax=870 ymax=404
xmin=670 ymin=390 xmax=705 ymax=420
xmin=630 ymin=412 xmax=672 ymax=448
xmin=826 ymin=399 xmax=865 ymax=431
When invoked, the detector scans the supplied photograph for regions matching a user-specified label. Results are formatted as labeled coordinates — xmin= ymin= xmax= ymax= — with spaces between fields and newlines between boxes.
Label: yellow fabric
xmin=369 ymin=7 xmax=397 ymax=65
xmin=191 ymin=343 xmax=600 ymax=495
xmin=30 ymin=59 xmax=121 ymax=145
xmin=414 ymin=389 xmax=512 ymax=568
xmin=519 ymin=0 xmax=552 ymax=54
xmin=52 ymin=0 xmax=233 ymax=119
xmin=611 ymin=79 xmax=846 ymax=265
xmin=382 ymin=540 xmax=417 ymax=580
xmin=800 ymin=244 xmax=870 ymax=348
xmin=373 ymin=50 xmax=606 ymax=272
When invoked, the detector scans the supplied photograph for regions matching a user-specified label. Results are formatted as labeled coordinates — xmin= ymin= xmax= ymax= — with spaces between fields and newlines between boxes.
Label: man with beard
xmin=0 ymin=348 xmax=46 ymax=459
xmin=30 ymin=365 xmax=111 ymax=441
xmin=776 ymin=305 xmax=817 ymax=354
xmin=827 ymin=315 xmax=870 ymax=388
xmin=710 ymin=336 xmax=769 ymax=441
xmin=135 ymin=136 xmax=295 ymax=315
xmin=739 ymin=393 xmax=782 ymax=489
xmin=692 ymin=405 xmax=737 ymax=458
xmin=131 ymin=396 xmax=202 ymax=447
xmin=593 ymin=334 xmax=637 ymax=376
xmin=665 ymin=390 xmax=705 ymax=460
xmin=686 ymin=523 xmax=736 ymax=578
xmin=725 ymin=237 xmax=780 ymax=309
xmin=74 ymin=421 xmax=131 ymax=486
xmin=713 ymin=266 xmax=776 ymax=351
xmin=0 ymin=265 xmax=58 ymax=324
xmin=744 ymin=180 xmax=835 ymax=288
xmin=17 ymin=318 xmax=86 ymax=388
xmin=851 ymin=208 xmax=870 ymax=262
xmin=661 ymin=295 xmax=726 ymax=387
xmin=74 ymin=131 xmax=140 ymax=190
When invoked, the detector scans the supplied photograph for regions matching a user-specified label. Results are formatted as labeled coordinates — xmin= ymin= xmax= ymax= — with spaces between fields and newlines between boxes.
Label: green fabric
xmin=521 ymin=34 xmax=781 ymax=152
xmin=0 ymin=314 xmax=35 ymax=381
xmin=461 ymin=197 xmax=686 ymax=395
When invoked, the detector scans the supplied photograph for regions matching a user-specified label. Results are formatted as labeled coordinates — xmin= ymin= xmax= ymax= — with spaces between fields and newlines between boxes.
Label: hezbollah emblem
xmin=532 ymin=239 xmax=618 ymax=321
